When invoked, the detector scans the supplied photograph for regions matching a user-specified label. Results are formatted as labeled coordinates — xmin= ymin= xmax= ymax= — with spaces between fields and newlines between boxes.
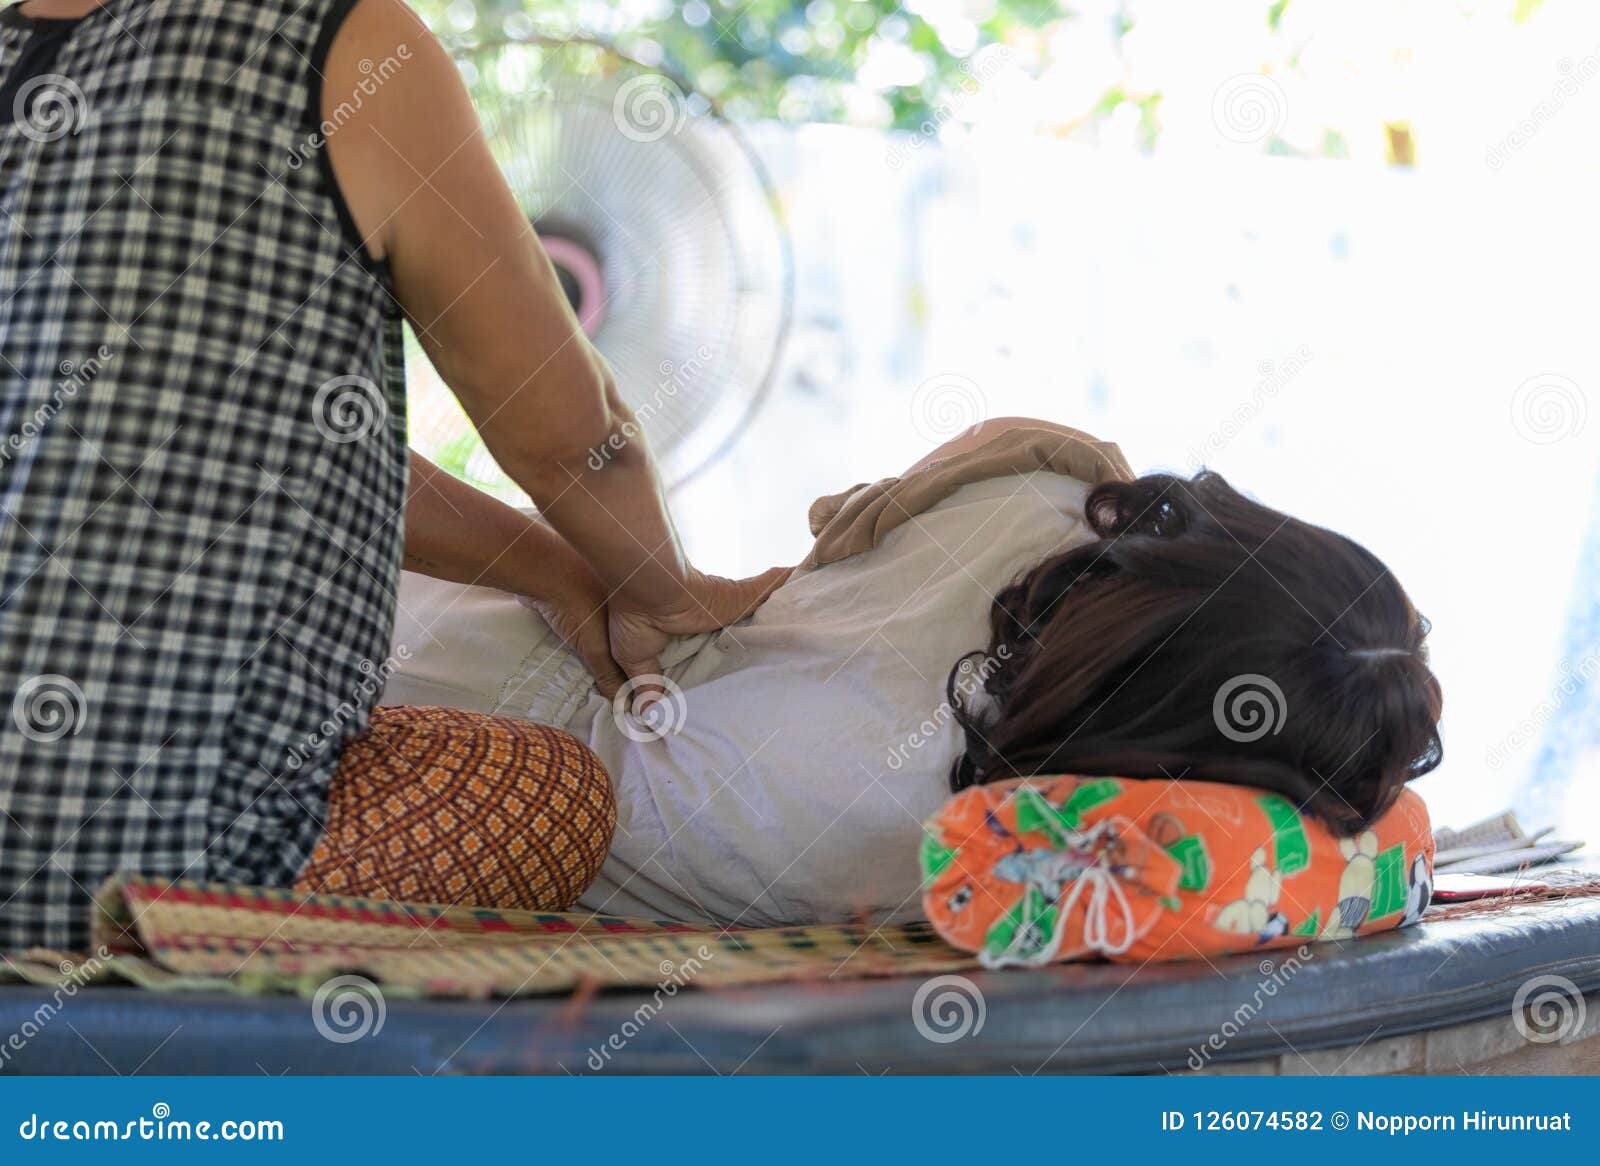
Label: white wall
xmin=673 ymin=125 xmax=1600 ymax=837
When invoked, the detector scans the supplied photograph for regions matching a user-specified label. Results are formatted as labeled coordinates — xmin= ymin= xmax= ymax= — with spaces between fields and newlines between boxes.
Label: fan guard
xmin=411 ymin=35 xmax=792 ymax=493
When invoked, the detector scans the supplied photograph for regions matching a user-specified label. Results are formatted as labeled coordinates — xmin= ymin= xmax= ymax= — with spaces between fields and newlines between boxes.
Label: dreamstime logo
xmin=885 ymin=45 xmax=1017 ymax=170
xmin=1511 ymin=973 xmax=1586 ymax=1044
xmin=1485 ymin=49 xmax=1600 ymax=170
xmin=1510 ymin=373 xmax=1586 ymax=445
xmin=1212 ymin=673 xmax=1287 ymax=743
xmin=14 ymin=74 xmax=88 ymax=143
xmin=312 ymin=375 xmax=387 ymax=443
xmin=2 ymin=344 xmax=115 ymax=467
xmin=12 ymin=674 xmax=87 ymax=743
xmin=281 ymin=647 xmax=412 ymax=772
xmin=611 ymin=674 xmax=688 ymax=743
xmin=0 ymin=946 xmax=114 ymax=1071
xmin=311 ymin=975 xmax=386 ymax=1044
xmin=1486 ymin=651 xmax=1600 ymax=770
xmin=911 ymin=974 xmax=986 ymax=1044
xmin=1186 ymin=345 xmax=1313 ymax=468
xmin=613 ymin=74 xmax=688 ymax=143
xmin=1186 ymin=945 xmax=1315 ymax=1070
xmin=910 ymin=374 xmax=987 ymax=444
xmin=587 ymin=346 xmax=714 ymax=470
xmin=887 ymin=646 xmax=1012 ymax=771
xmin=585 ymin=947 xmax=714 ymax=1071
xmin=1211 ymin=73 xmax=1288 ymax=145
xmin=288 ymin=44 xmax=413 ymax=170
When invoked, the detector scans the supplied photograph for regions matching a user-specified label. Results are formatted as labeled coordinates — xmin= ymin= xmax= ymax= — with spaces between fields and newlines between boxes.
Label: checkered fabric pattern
xmin=0 ymin=0 xmax=406 ymax=949
xmin=294 ymin=707 xmax=617 ymax=912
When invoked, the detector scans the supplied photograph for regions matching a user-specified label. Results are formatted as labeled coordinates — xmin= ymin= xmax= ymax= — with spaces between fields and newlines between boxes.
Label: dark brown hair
xmin=948 ymin=470 xmax=1443 ymax=835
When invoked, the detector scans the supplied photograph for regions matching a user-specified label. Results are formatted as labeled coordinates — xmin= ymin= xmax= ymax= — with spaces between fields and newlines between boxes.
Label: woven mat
xmin=4 ymin=875 xmax=1594 ymax=1003
xmin=0 ymin=878 xmax=976 ymax=1001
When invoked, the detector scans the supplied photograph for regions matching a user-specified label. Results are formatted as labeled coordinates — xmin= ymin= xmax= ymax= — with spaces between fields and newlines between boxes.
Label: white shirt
xmin=383 ymin=470 xmax=1097 ymax=926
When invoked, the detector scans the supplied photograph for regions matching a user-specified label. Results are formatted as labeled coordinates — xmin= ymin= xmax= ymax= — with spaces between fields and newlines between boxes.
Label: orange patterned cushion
xmin=921 ymin=776 xmax=1433 ymax=966
xmin=295 ymin=706 xmax=616 ymax=912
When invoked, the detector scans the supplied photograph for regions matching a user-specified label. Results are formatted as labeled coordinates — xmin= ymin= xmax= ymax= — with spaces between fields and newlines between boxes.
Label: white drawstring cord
xmin=980 ymin=854 xmax=1142 ymax=969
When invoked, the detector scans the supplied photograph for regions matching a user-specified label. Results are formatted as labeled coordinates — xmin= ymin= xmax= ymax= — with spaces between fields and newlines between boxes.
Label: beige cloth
xmin=802 ymin=424 xmax=1135 ymax=570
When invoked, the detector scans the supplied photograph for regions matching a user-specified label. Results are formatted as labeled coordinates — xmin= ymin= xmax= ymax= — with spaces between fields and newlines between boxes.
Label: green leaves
xmin=413 ymin=0 xmax=1083 ymax=132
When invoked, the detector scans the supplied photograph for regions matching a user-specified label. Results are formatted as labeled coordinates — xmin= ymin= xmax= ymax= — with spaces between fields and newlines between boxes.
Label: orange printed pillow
xmin=920 ymin=776 xmax=1433 ymax=967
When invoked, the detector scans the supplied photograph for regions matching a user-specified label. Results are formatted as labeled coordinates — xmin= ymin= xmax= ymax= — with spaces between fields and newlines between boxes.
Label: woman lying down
xmin=354 ymin=417 xmax=1443 ymax=931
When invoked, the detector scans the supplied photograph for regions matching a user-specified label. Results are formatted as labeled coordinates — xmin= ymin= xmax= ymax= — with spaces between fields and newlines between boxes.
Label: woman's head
xmin=948 ymin=470 xmax=1442 ymax=835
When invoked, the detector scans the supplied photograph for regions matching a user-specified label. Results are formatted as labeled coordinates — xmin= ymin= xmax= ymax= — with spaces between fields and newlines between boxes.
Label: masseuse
xmin=0 ymin=0 xmax=777 ymax=947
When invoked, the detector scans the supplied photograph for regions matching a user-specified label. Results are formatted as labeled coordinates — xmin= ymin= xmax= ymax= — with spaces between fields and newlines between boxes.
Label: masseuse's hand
xmin=518 ymin=556 xmax=629 ymax=701
xmin=606 ymin=567 xmax=791 ymax=699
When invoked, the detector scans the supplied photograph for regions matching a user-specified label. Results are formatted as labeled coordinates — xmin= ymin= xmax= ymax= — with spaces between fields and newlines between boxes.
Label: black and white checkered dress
xmin=0 ymin=0 xmax=407 ymax=949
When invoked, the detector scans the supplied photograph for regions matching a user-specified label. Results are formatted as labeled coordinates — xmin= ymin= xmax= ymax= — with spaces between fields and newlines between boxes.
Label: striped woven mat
xmin=0 ymin=878 xmax=976 ymax=1000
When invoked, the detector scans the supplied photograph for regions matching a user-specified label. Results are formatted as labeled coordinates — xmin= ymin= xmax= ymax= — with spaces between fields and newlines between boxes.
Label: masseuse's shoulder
xmin=329 ymin=0 xmax=431 ymax=39
xmin=323 ymin=0 xmax=460 ymax=121
xmin=320 ymin=0 xmax=495 ymax=257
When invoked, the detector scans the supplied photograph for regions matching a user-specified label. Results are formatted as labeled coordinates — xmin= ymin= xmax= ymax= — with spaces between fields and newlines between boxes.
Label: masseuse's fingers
xmin=606 ymin=607 xmax=671 ymax=713
xmin=608 ymin=567 xmax=791 ymax=718
xmin=683 ymin=567 xmax=793 ymax=631
xmin=573 ymin=625 xmax=629 ymax=701
xmin=519 ymin=594 xmax=628 ymax=700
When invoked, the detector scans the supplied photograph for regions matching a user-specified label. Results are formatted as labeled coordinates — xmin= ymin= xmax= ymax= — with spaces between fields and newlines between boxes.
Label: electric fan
xmin=415 ymin=35 xmax=792 ymax=492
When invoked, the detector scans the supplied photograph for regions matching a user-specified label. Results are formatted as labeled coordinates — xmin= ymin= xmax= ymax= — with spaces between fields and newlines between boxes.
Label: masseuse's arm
xmin=402 ymin=451 xmax=565 ymax=592
xmin=404 ymin=451 xmax=629 ymax=697
xmin=324 ymin=0 xmax=783 ymax=685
